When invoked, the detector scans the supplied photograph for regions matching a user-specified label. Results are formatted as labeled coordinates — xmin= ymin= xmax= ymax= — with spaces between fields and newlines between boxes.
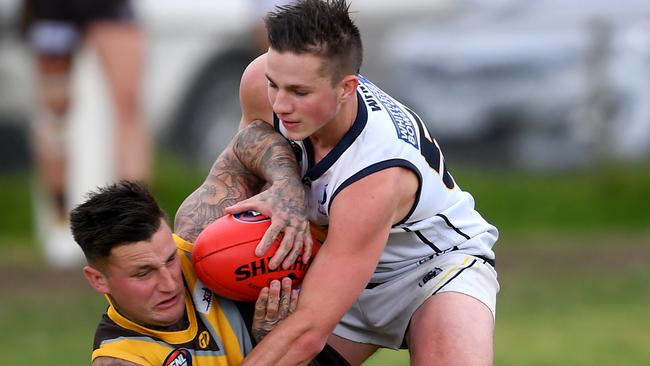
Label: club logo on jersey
xmin=198 ymin=331 xmax=211 ymax=349
xmin=163 ymin=348 xmax=192 ymax=366
xmin=317 ymin=184 xmax=329 ymax=216
xmin=233 ymin=211 xmax=270 ymax=223
xmin=418 ymin=267 xmax=443 ymax=288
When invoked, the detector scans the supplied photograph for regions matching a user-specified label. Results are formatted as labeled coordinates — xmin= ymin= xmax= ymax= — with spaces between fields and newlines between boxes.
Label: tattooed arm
xmin=173 ymin=124 xmax=264 ymax=243
xmin=174 ymin=120 xmax=312 ymax=268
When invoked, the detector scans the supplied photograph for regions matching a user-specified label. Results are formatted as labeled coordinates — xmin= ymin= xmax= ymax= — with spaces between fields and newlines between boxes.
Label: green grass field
xmin=1 ymin=153 xmax=649 ymax=365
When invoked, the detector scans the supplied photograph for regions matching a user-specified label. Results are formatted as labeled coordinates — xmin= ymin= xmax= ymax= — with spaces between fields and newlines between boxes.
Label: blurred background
xmin=1 ymin=0 xmax=649 ymax=364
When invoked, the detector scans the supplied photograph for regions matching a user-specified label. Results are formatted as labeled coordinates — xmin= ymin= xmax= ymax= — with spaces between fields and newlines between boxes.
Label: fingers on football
xmin=302 ymin=226 xmax=314 ymax=264
xmin=225 ymin=194 xmax=271 ymax=217
xmin=266 ymin=225 xmax=296 ymax=270
xmin=265 ymin=279 xmax=281 ymax=320
xmin=255 ymin=223 xmax=282 ymax=258
xmin=289 ymin=289 xmax=298 ymax=314
xmin=224 ymin=198 xmax=254 ymax=215
xmin=254 ymin=287 xmax=270 ymax=321
xmin=282 ymin=231 xmax=303 ymax=269
xmin=278 ymin=277 xmax=292 ymax=319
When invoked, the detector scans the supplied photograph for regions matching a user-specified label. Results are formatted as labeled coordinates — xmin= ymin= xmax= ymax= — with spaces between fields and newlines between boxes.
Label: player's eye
xmin=134 ymin=271 xmax=150 ymax=278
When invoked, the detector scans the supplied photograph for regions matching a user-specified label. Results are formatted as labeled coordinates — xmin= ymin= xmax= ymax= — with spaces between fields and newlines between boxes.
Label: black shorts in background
xmin=22 ymin=0 xmax=134 ymax=30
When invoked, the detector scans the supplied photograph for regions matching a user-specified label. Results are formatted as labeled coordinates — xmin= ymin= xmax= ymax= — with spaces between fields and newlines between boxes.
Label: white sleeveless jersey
xmin=274 ymin=75 xmax=498 ymax=284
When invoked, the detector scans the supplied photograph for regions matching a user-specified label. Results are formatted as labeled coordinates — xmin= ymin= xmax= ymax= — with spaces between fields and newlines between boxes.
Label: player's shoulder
xmin=242 ymin=53 xmax=267 ymax=81
xmin=241 ymin=53 xmax=268 ymax=98
xmin=240 ymin=53 xmax=273 ymax=126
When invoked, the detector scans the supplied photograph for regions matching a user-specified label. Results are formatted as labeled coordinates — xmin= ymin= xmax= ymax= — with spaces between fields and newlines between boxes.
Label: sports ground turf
xmin=1 ymin=153 xmax=649 ymax=365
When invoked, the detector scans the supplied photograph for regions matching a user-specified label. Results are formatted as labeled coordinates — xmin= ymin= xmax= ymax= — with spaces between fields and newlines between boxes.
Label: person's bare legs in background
xmin=31 ymin=53 xmax=72 ymax=223
xmin=28 ymin=5 xmax=150 ymax=267
xmin=86 ymin=21 xmax=151 ymax=183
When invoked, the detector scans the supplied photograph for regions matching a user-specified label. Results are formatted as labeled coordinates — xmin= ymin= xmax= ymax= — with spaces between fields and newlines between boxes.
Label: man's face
xmin=95 ymin=220 xmax=185 ymax=328
xmin=266 ymin=48 xmax=343 ymax=141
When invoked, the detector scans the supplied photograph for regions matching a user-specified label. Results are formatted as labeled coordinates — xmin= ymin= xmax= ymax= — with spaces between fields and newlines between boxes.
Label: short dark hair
xmin=265 ymin=0 xmax=363 ymax=83
xmin=69 ymin=181 xmax=167 ymax=264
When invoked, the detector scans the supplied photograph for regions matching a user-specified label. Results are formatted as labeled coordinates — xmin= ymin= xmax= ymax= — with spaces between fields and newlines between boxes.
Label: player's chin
xmin=283 ymin=131 xmax=308 ymax=141
xmin=281 ymin=126 xmax=310 ymax=141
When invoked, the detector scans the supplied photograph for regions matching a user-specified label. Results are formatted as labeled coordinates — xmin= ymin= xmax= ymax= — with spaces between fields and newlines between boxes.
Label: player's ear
xmin=339 ymin=74 xmax=358 ymax=102
xmin=83 ymin=265 xmax=110 ymax=294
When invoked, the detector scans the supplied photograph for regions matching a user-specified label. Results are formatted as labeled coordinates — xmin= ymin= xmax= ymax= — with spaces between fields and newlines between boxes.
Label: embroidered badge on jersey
xmin=163 ymin=348 xmax=192 ymax=366
xmin=418 ymin=267 xmax=443 ymax=287
xmin=198 ymin=331 xmax=211 ymax=349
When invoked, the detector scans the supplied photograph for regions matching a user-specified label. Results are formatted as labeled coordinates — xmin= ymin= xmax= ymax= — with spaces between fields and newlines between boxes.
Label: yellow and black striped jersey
xmin=90 ymin=234 xmax=253 ymax=365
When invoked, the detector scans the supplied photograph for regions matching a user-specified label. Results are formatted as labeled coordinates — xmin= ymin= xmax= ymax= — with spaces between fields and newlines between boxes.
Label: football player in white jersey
xmin=185 ymin=0 xmax=500 ymax=365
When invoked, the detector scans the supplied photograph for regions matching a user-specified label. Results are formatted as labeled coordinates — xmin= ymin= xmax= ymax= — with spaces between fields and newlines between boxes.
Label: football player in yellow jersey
xmin=70 ymin=180 xmax=348 ymax=365
xmin=71 ymin=181 xmax=256 ymax=365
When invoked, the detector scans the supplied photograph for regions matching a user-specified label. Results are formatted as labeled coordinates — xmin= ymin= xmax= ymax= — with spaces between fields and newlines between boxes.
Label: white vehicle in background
xmin=137 ymin=0 xmax=452 ymax=167
xmin=3 ymin=0 xmax=649 ymax=172
xmin=382 ymin=0 xmax=650 ymax=170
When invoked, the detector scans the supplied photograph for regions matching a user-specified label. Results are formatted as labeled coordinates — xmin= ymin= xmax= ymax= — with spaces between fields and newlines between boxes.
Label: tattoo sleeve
xmin=174 ymin=120 xmax=302 ymax=242
xmin=230 ymin=120 xmax=300 ymax=186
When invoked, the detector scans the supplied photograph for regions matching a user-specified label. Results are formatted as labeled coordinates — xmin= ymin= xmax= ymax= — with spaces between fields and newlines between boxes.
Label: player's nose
xmin=272 ymin=90 xmax=293 ymax=115
xmin=158 ymin=267 xmax=178 ymax=292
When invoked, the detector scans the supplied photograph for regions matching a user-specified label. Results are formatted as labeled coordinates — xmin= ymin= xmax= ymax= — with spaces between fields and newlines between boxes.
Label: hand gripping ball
xmin=192 ymin=212 xmax=319 ymax=301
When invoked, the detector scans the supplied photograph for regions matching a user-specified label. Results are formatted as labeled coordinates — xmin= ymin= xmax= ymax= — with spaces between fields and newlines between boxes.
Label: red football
xmin=192 ymin=212 xmax=319 ymax=301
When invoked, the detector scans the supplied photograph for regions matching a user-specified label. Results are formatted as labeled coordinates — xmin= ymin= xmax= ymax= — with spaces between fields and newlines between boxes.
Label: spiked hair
xmin=265 ymin=0 xmax=363 ymax=83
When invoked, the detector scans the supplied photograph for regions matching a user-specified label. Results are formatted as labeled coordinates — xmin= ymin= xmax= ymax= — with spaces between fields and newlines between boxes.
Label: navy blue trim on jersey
xmin=304 ymin=92 xmax=368 ymax=180
xmin=302 ymin=136 xmax=316 ymax=171
xmin=403 ymin=227 xmax=441 ymax=253
xmin=328 ymin=159 xmax=422 ymax=225
xmin=436 ymin=213 xmax=470 ymax=240
xmin=273 ymin=113 xmax=280 ymax=131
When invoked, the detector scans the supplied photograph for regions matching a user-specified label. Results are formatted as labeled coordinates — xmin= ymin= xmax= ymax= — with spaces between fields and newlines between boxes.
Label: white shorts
xmin=333 ymin=253 xmax=499 ymax=349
